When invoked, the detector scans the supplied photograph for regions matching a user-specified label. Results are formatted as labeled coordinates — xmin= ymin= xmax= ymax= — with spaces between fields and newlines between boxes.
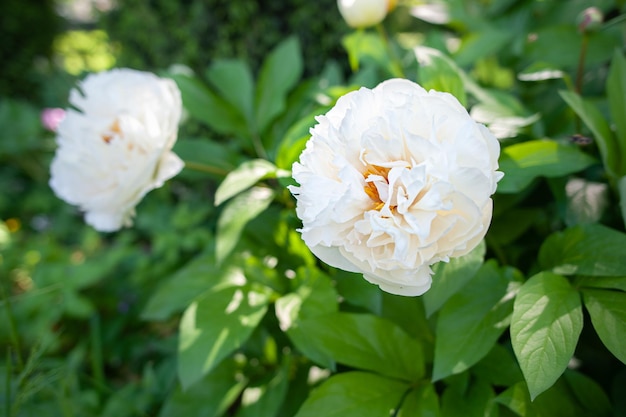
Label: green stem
xmin=183 ymin=160 xmax=229 ymax=176
xmin=6 ymin=348 xmax=12 ymax=417
xmin=376 ymin=23 xmax=405 ymax=78
xmin=1 ymin=283 xmax=23 ymax=371
xmin=251 ymin=134 xmax=270 ymax=161
xmin=89 ymin=314 xmax=105 ymax=391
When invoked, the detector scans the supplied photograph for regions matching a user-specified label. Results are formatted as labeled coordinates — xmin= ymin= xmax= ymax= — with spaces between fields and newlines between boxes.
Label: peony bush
xmin=3 ymin=1 xmax=626 ymax=416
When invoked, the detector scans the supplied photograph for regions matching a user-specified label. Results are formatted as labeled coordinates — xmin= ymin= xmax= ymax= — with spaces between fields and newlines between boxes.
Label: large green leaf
xmin=255 ymin=37 xmax=303 ymax=133
xmin=206 ymin=59 xmax=255 ymax=126
xmin=559 ymin=90 xmax=616 ymax=177
xmin=216 ymin=186 xmax=275 ymax=263
xmin=510 ymin=272 xmax=583 ymax=399
xmin=433 ymin=261 xmax=516 ymax=381
xmin=178 ymin=285 xmax=270 ymax=389
xmin=214 ymin=159 xmax=286 ymax=206
xmin=538 ymin=223 xmax=626 ymax=276
xmin=423 ymin=241 xmax=485 ymax=317
xmin=606 ymin=49 xmax=626 ymax=174
xmin=160 ymin=358 xmax=247 ymax=417
xmin=342 ymin=31 xmax=391 ymax=75
xmin=497 ymin=140 xmax=597 ymax=193
xmin=293 ymin=312 xmax=424 ymax=382
xmin=397 ymin=383 xmax=440 ymax=417
xmin=294 ymin=372 xmax=409 ymax=417
xmin=582 ymin=289 xmax=626 ymax=364
xmin=169 ymin=73 xmax=247 ymax=136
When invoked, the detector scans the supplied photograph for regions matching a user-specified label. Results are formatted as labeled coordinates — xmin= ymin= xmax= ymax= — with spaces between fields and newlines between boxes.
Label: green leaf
xmin=294 ymin=312 xmax=424 ymax=382
xmin=495 ymin=381 xmax=538 ymax=417
xmin=606 ymin=49 xmax=626 ymax=174
xmin=294 ymin=372 xmax=409 ymax=417
xmin=564 ymin=178 xmax=609 ymax=226
xmin=433 ymin=261 xmax=516 ymax=381
xmin=215 ymin=159 xmax=284 ymax=206
xmin=160 ymin=358 xmax=247 ymax=417
xmin=497 ymin=140 xmax=596 ymax=193
xmin=142 ymin=248 xmax=246 ymax=321
xmin=397 ymin=383 xmax=441 ymax=417
xmin=423 ymin=240 xmax=485 ymax=317
xmin=454 ymin=27 xmax=514 ymax=67
xmin=381 ymin=293 xmax=433 ymax=345
xmin=618 ymin=176 xmax=626 ymax=227
xmin=510 ymin=272 xmax=583 ymax=399
xmin=582 ymin=289 xmax=626 ymax=364
xmin=216 ymin=186 xmax=275 ymax=263
xmin=206 ymin=59 xmax=255 ymax=126
xmin=538 ymin=223 xmax=626 ymax=276
xmin=471 ymin=344 xmax=524 ymax=388
xmin=559 ymin=90 xmax=616 ymax=177
xmin=575 ymin=276 xmax=626 ymax=292
xmin=415 ymin=46 xmax=467 ymax=107
xmin=275 ymin=111 xmax=319 ymax=170
xmin=440 ymin=378 xmax=497 ymax=417
xmin=563 ymin=371 xmax=612 ymax=417
xmin=279 ymin=267 xmax=339 ymax=370
xmin=342 ymin=31 xmax=388 ymax=74
xmin=178 ymin=285 xmax=270 ymax=389
xmin=333 ymin=270 xmax=382 ymax=314
xmin=173 ymin=138 xmax=239 ymax=177
xmin=397 ymin=383 xmax=440 ymax=417
xmin=255 ymin=37 xmax=303 ymax=133
xmin=236 ymin=357 xmax=291 ymax=417
xmin=169 ymin=73 xmax=247 ymax=136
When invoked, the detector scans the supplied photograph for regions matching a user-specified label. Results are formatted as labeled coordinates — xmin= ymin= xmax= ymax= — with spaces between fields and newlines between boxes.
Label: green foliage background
xmin=2 ymin=0 xmax=626 ymax=416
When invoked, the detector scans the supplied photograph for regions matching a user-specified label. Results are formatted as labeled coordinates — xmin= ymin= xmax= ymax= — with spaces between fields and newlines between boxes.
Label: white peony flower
xmin=50 ymin=68 xmax=184 ymax=232
xmin=289 ymin=79 xmax=503 ymax=296
xmin=337 ymin=0 xmax=394 ymax=28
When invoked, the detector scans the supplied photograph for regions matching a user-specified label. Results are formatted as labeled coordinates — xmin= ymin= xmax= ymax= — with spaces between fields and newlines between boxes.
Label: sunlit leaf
xmin=178 ymin=285 xmax=270 ymax=389
xmin=216 ymin=186 xmax=275 ymax=264
xmin=215 ymin=159 xmax=284 ymax=206
xmin=510 ymin=272 xmax=583 ymax=399
xmin=294 ymin=372 xmax=408 ymax=417
xmin=497 ymin=140 xmax=596 ymax=193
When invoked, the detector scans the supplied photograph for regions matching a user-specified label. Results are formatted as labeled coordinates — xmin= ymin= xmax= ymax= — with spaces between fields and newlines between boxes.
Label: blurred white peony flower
xmin=289 ymin=79 xmax=503 ymax=296
xmin=337 ymin=0 xmax=394 ymax=28
xmin=50 ymin=68 xmax=183 ymax=232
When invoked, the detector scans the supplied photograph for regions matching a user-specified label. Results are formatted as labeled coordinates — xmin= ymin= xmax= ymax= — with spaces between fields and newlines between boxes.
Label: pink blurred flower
xmin=41 ymin=108 xmax=66 ymax=132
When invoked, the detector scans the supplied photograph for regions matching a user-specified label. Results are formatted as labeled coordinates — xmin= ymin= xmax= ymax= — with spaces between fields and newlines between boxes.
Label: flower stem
xmin=183 ymin=160 xmax=229 ymax=176
xmin=1 ymin=283 xmax=23 ymax=371
xmin=376 ymin=23 xmax=405 ymax=78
